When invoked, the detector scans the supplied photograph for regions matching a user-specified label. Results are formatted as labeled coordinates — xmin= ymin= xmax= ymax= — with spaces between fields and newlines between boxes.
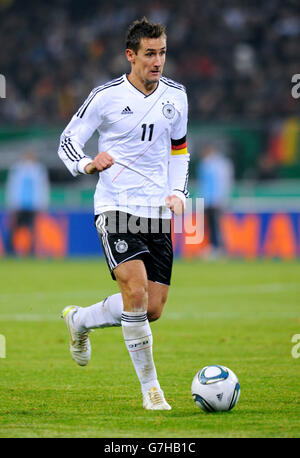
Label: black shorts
xmin=95 ymin=211 xmax=173 ymax=285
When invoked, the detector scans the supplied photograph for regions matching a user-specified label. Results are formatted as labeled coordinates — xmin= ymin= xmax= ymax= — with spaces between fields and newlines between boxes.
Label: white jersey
xmin=58 ymin=74 xmax=189 ymax=218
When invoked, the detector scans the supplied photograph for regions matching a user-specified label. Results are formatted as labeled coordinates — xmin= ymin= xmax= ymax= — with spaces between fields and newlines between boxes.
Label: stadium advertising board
xmin=0 ymin=211 xmax=299 ymax=259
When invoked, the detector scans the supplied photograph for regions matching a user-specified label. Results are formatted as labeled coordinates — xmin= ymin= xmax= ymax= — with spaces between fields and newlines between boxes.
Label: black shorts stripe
xmin=96 ymin=214 xmax=118 ymax=270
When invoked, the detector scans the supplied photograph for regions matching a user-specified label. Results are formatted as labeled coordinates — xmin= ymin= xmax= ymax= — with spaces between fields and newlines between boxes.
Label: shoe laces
xmin=149 ymin=388 xmax=163 ymax=405
xmin=73 ymin=330 xmax=89 ymax=351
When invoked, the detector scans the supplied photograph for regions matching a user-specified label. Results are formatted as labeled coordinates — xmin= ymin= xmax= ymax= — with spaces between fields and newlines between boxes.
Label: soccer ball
xmin=191 ymin=365 xmax=240 ymax=412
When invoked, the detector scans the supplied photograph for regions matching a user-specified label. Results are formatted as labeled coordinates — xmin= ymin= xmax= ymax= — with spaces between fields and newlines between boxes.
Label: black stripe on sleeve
xmin=160 ymin=77 xmax=186 ymax=92
xmin=62 ymin=145 xmax=89 ymax=165
xmin=76 ymin=76 xmax=124 ymax=117
xmin=183 ymin=158 xmax=190 ymax=197
xmin=171 ymin=135 xmax=186 ymax=146
xmin=77 ymin=79 xmax=124 ymax=119
xmin=61 ymin=137 xmax=84 ymax=161
xmin=172 ymin=157 xmax=190 ymax=198
xmin=62 ymin=145 xmax=77 ymax=162
xmin=67 ymin=139 xmax=82 ymax=160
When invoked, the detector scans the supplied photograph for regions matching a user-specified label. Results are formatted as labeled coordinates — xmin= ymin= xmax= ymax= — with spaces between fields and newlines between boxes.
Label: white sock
xmin=121 ymin=311 xmax=160 ymax=395
xmin=73 ymin=293 xmax=123 ymax=332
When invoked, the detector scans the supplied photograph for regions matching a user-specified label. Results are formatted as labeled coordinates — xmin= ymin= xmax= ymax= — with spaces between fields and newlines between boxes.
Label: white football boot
xmin=143 ymin=387 xmax=172 ymax=410
xmin=61 ymin=306 xmax=91 ymax=366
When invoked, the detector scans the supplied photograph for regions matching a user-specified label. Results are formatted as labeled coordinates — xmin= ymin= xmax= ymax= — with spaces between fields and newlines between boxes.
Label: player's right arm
xmin=58 ymin=89 xmax=114 ymax=176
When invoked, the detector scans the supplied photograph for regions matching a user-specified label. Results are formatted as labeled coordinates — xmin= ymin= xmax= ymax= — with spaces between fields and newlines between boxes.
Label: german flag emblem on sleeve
xmin=171 ymin=136 xmax=188 ymax=155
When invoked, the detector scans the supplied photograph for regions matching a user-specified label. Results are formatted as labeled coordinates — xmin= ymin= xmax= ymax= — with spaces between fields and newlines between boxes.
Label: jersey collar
xmin=124 ymin=74 xmax=161 ymax=98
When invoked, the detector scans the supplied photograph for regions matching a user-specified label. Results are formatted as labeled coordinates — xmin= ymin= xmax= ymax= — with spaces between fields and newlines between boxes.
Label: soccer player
xmin=58 ymin=17 xmax=189 ymax=410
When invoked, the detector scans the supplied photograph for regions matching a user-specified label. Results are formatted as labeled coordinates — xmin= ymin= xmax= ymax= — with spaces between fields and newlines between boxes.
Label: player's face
xmin=127 ymin=36 xmax=167 ymax=87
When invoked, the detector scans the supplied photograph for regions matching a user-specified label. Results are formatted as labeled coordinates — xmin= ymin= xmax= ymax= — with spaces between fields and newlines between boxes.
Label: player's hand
xmin=165 ymin=195 xmax=184 ymax=216
xmin=84 ymin=152 xmax=115 ymax=174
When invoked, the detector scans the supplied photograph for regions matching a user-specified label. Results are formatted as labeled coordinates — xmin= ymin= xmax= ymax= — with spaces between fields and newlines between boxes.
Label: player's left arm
xmin=166 ymin=92 xmax=190 ymax=216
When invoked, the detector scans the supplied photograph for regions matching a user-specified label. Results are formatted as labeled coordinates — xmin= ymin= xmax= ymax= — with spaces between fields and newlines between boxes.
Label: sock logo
xmin=128 ymin=339 xmax=149 ymax=350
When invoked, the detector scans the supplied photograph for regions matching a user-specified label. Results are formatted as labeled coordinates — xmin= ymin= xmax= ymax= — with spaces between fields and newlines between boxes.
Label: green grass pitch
xmin=0 ymin=257 xmax=299 ymax=438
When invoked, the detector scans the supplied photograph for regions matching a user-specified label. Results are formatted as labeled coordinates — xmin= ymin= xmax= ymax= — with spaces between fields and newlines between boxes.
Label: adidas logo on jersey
xmin=121 ymin=106 xmax=133 ymax=114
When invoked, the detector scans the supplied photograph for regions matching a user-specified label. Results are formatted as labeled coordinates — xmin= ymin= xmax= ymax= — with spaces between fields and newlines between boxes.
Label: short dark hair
xmin=126 ymin=17 xmax=166 ymax=53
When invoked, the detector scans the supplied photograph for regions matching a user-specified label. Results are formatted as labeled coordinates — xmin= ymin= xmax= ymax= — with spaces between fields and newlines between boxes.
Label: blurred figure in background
xmin=256 ymin=153 xmax=279 ymax=181
xmin=197 ymin=144 xmax=234 ymax=259
xmin=5 ymin=151 xmax=50 ymax=255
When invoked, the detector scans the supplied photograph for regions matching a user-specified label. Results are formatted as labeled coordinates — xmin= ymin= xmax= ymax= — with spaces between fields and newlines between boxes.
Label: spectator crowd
xmin=0 ymin=0 xmax=299 ymax=125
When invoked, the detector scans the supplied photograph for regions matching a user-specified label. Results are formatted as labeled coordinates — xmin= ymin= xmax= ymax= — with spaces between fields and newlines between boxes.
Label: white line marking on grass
xmin=0 ymin=284 xmax=298 ymax=321
xmin=0 ymin=314 xmax=59 ymax=322
xmin=0 ymin=310 xmax=299 ymax=322
xmin=170 ymin=283 xmax=300 ymax=295
xmin=0 ymin=289 xmax=112 ymax=302
xmin=166 ymin=311 xmax=300 ymax=320
xmin=0 ymin=283 xmax=298 ymax=303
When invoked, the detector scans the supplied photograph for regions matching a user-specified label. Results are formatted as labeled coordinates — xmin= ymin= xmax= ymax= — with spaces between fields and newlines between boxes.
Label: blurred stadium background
xmin=0 ymin=0 xmax=300 ymax=260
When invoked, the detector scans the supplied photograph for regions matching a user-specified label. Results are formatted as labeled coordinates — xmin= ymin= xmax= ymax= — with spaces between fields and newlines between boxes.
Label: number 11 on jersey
xmin=141 ymin=123 xmax=154 ymax=141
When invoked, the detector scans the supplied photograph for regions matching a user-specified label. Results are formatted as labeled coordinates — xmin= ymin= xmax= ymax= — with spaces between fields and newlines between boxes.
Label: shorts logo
xmin=162 ymin=102 xmax=175 ymax=119
xmin=114 ymin=239 xmax=128 ymax=253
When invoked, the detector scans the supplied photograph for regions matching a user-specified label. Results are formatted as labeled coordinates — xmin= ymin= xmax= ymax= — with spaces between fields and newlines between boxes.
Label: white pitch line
xmin=0 ymin=310 xmax=299 ymax=322
xmin=0 ymin=289 xmax=113 ymax=302
xmin=165 ymin=311 xmax=300 ymax=320
xmin=0 ymin=283 xmax=298 ymax=322
xmin=170 ymin=283 xmax=300 ymax=295
xmin=0 ymin=313 xmax=59 ymax=322
xmin=0 ymin=283 xmax=298 ymax=303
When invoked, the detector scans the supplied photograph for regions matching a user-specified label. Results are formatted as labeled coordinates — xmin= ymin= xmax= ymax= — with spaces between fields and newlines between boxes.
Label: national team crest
xmin=162 ymin=102 xmax=175 ymax=119
xmin=114 ymin=239 xmax=128 ymax=254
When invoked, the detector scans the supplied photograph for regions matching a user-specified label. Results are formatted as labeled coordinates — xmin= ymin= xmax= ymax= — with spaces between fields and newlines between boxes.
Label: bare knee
xmin=128 ymin=284 xmax=148 ymax=310
xmin=114 ymin=260 xmax=148 ymax=311
xmin=119 ymin=279 xmax=148 ymax=311
xmin=147 ymin=291 xmax=168 ymax=322
xmin=147 ymin=308 xmax=162 ymax=322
